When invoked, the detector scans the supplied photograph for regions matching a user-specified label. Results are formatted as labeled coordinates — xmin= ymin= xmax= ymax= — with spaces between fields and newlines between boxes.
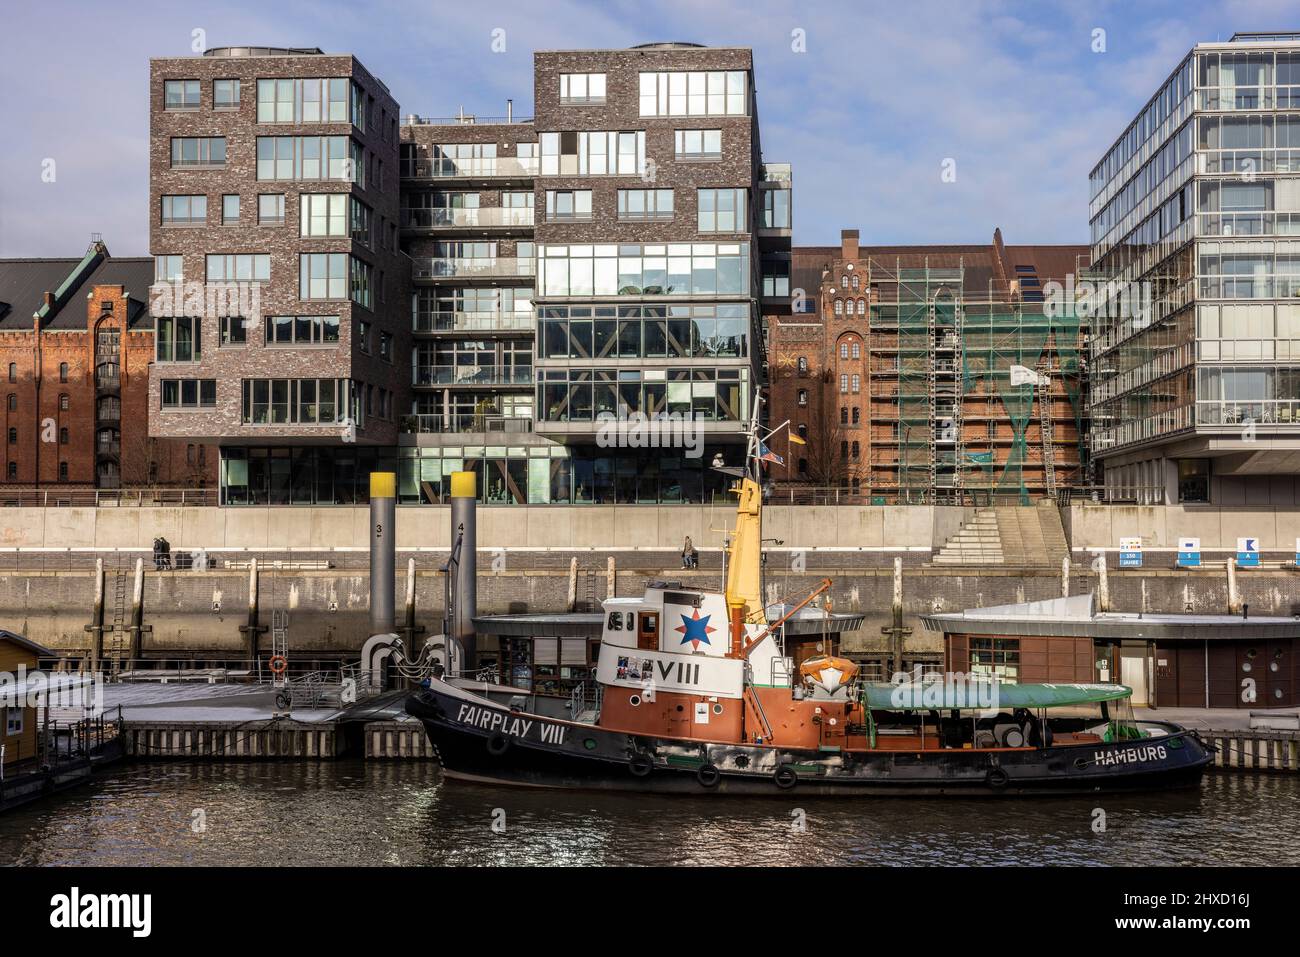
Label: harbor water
xmin=2 ymin=762 xmax=1298 ymax=866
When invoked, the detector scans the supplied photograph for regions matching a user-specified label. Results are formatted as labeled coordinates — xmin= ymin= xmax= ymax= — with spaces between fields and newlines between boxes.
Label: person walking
xmin=681 ymin=536 xmax=698 ymax=569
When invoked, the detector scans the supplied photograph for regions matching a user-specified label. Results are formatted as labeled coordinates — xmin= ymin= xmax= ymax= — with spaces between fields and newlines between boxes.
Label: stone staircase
xmin=932 ymin=502 xmax=1069 ymax=567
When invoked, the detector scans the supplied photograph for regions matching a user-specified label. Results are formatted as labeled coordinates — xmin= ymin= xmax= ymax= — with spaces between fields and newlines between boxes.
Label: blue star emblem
xmin=675 ymin=610 xmax=716 ymax=650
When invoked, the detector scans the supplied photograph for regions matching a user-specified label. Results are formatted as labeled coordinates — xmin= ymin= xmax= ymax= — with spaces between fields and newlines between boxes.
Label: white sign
xmin=596 ymin=643 xmax=744 ymax=699
xmin=1010 ymin=364 xmax=1045 ymax=387
xmin=693 ymin=702 xmax=710 ymax=724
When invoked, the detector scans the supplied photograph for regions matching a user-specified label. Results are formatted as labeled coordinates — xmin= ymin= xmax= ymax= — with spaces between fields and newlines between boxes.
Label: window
xmin=545 ymin=189 xmax=593 ymax=221
xmin=265 ymin=315 xmax=341 ymax=346
xmin=59 ymin=362 xmax=68 ymax=382
xmin=221 ymin=194 xmax=240 ymax=225
xmin=537 ymin=242 xmax=749 ymax=297
xmin=58 ymin=394 xmax=69 ymax=411
xmin=160 ymin=378 xmax=217 ymax=409
xmin=840 ymin=342 xmax=848 ymax=359
xmin=350 ymin=197 xmax=372 ymax=245
xmin=797 ymin=357 xmax=808 ymax=373
xmin=852 ymin=407 xmax=860 ymax=424
xmin=971 ymin=638 xmax=1019 ymax=681
xmin=559 ymin=73 xmax=606 ymax=103
xmin=852 ymin=342 xmax=861 ymax=359
xmin=220 ymin=315 xmax=249 ymax=346
xmin=59 ymin=427 xmax=69 ymax=445
xmin=5 ymin=462 xmax=13 ymax=480
xmin=834 ymin=300 xmax=844 ymax=317
xmin=639 ymin=71 xmax=747 ymax=116
xmin=618 ymin=189 xmax=674 ymax=220
xmin=358 ymin=320 xmax=372 ymax=354
xmin=538 ymin=131 xmax=645 ymax=176
xmin=256 ymin=136 xmax=352 ymax=181
xmin=350 ymin=258 xmax=372 ymax=308
xmin=379 ymin=331 xmax=393 ymax=361
xmin=156 ymin=316 xmax=202 ymax=362
xmin=762 ymin=187 xmax=791 ymax=229
xmin=256 ymin=78 xmax=350 ymax=124
xmin=58 ymin=461 xmax=68 ymax=481
xmin=7 ymin=363 xmax=15 ymax=382
xmin=258 ymin=194 xmax=285 ymax=225
xmin=674 ymin=129 xmax=722 ymax=159
xmin=299 ymin=253 xmax=348 ymax=300
xmin=6 ymin=428 xmax=14 ymax=445
xmin=214 ymin=79 xmax=240 ymax=109
xmin=840 ymin=373 xmax=848 ymax=394
xmin=206 ymin=254 xmax=270 ymax=282
xmin=301 ymin=194 xmax=347 ymax=236
xmin=5 ymin=706 xmax=22 ymax=735
xmin=851 ymin=274 xmax=860 ymax=290
xmin=851 ymin=441 xmax=860 ymax=460
xmin=170 ymin=137 xmax=227 ymax=167
xmin=857 ymin=299 xmax=866 ymax=316
xmin=241 ymin=378 xmax=351 ymax=425
xmin=851 ymin=374 xmax=860 ymax=393
xmin=155 ymin=256 xmax=183 ymax=282
xmin=164 ymin=79 xmax=200 ymax=110
xmin=697 ymin=188 xmax=746 ymax=232
xmin=840 ymin=407 xmax=849 ymax=425
xmin=798 ymin=389 xmax=807 ymax=407
xmin=160 ymin=195 xmax=206 ymax=226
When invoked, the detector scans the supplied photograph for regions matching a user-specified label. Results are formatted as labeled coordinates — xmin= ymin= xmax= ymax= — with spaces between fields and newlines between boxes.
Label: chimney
xmin=506 ymin=98 xmax=513 ymax=123
xmin=841 ymin=229 xmax=859 ymax=261
xmin=43 ymin=292 xmax=55 ymax=309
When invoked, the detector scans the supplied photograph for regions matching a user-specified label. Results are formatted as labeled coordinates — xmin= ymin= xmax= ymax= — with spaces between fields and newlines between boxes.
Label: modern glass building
xmin=1089 ymin=32 xmax=1300 ymax=505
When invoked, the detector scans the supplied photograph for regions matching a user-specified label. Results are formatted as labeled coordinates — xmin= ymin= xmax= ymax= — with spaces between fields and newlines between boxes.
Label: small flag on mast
xmin=758 ymin=441 xmax=784 ymax=466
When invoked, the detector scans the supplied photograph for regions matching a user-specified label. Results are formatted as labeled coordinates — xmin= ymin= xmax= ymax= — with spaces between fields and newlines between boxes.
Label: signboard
xmin=1236 ymin=537 xmax=1260 ymax=568
xmin=1119 ymin=537 xmax=1143 ymax=568
xmin=1176 ymin=537 xmax=1201 ymax=567
xmin=1294 ymin=537 xmax=1300 ymax=566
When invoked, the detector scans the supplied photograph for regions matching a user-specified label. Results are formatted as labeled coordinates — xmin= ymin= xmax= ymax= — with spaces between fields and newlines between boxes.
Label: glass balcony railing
xmin=400 ymin=156 xmax=539 ymax=179
xmin=1197 ymin=211 xmax=1300 ymax=237
xmin=400 ymin=207 xmax=535 ymax=229
xmin=1197 ymin=399 xmax=1300 ymax=426
xmin=413 ymin=310 xmax=534 ymax=333
xmin=402 ymin=413 xmax=534 ymax=434
xmin=413 ymin=364 xmax=533 ymax=386
xmin=411 ymin=257 xmax=535 ymax=280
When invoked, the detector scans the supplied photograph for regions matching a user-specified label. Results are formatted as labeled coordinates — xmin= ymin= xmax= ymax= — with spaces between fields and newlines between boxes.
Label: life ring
xmin=774 ymin=764 xmax=798 ymax=790
xmin=696 ymin=764 xmax=721 ymax=788
xmin=486 ymin=733 xmax=511 ymax=756
xmin=628 ymin=752 xmax=654 ymax=777
xmin=986 ymin=767 xmax=1009 ymax=789
xmin=268 ymin=655 xmax=288 ymax=675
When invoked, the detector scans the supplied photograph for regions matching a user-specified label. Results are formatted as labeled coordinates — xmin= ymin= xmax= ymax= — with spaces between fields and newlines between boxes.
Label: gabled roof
xmin=0 ymin=244 xmax=155 ymax=331
xmin=0 ymin=629 xmax=54 ymax=658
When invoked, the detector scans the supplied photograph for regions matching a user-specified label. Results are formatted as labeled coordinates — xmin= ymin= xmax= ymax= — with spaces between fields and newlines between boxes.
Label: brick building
xmin=148 ymin=46 xmax=410 ymax=505
xmin=766 ymin=229 xmax=1090 ymax=503
xmin=0 ymin=241 xmax=216 ymax=494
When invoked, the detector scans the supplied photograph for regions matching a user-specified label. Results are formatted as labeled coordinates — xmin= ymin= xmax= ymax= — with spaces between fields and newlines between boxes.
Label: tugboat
xmin=406 ymin=400 xmax=1213 ymax=796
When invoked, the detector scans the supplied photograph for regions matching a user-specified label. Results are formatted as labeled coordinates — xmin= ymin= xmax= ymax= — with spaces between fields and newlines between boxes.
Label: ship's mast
xmin=725 ymin=388 xmax=767 ymax=654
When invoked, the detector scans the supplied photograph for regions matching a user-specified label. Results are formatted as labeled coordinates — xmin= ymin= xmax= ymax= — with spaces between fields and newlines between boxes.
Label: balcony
xmin=402 ymin=413 xmax=533 ymax=434
xmin=400 ymin=206 xmax=534 ymax=231
xmin=411 ymin=257 xmax=535 ymax=281
xmin=414 ymin=310 xmax=535 ymax=334
xmin=761 ymin=163 xmax=793 ymax=185
xmin=399 ymin=156 xmax=538 ymax=181
xmin=413 ymin=364 xmax=533 ymax=387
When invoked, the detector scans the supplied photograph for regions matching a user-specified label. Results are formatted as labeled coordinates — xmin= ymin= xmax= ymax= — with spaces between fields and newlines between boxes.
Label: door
xmin=637 ymin=612 xmax=659 ymax=651
xmin=1120 ymin=646 xmax=1149 ymax=707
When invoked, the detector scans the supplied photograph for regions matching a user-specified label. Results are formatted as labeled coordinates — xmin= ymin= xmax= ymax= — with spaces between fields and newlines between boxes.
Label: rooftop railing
xmin=399 ymin=156 xmax=539 ymax=179
xmin=411 ymin=257 xmax=535 ymax=280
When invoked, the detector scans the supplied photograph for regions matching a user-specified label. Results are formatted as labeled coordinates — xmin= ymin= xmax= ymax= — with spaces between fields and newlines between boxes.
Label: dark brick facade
xmin=148 ymin=48 xmax=409 ymax=446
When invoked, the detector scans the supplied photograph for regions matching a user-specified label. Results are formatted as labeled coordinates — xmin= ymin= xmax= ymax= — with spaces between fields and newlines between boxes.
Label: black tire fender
xmin=986 ymin=766 xmax=1009 ymax=789
xmin=774 ymin=764 xmax=798 ymax=790
xmin=696 ymin=763 xmax=721 ymax=788
xmin=629 ymin=752 xmax=654 ymax=777
xmin=486 ymin=733 xmax=511 ymax=756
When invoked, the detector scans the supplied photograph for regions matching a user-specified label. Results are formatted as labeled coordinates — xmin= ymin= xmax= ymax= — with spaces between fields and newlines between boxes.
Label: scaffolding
xmin=868 ymin=259 xmax=1086 ymax=504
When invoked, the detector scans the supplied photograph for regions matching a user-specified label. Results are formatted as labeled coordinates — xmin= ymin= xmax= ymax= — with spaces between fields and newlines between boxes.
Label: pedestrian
xmin=158 ymin=536 xmax=172 ymax=570
xmin=682 ymin=536 xmax=698 ymax=569
xmin=152 ymin=537 xmax=164 ymax=571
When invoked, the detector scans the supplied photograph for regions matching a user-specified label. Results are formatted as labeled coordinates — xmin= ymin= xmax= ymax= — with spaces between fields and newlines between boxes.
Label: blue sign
xmin=1119 ymin=537 xmax=1143 ymax=568
xmin=1177 ymin=538 xmax=1200 ymax=567
xmin=1237 ymin=537 xmax=1260 ymax=568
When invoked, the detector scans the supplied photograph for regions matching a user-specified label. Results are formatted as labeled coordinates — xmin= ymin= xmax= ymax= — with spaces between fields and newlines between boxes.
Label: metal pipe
xmin=369 ymin=472 xmax=396 ymax=635
xmin=1061 ymin=555 xmax=1071 ymax=598
xmin=128 ymin=557 xmax=145 ymax=661
xmin=85 ymin=558 xmax=104 ymax=673
xmin=1096 ymin=550 xmax=1110 ymax=612
xmin=449 ymin=471 xmax=478 ymax=669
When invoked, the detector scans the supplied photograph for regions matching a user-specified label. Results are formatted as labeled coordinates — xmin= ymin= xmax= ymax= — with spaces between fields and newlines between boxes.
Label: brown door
xmin=637 ymin=613 xmax=659 ymax=651
xmin=1265 ymin=642 xmax=1292 ymax=707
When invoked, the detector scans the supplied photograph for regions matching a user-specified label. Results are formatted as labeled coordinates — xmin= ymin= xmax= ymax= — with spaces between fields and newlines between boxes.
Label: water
xmin=1 ymin=762 xmax=1297 ymax=866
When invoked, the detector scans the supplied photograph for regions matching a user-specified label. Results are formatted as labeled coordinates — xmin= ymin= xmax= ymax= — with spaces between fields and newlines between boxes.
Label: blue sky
xmin=0 ymin=0 xmax=1295 ymax=257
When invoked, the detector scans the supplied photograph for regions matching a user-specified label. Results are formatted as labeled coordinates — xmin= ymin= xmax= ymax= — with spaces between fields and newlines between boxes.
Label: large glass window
xmin=256 ymin=136 xmax=352 ymax=181
xmin=300 ymin=193 xmax=348 ymax=236
xmin=674 ymin=129 xmax=721 ymax=159
xmin=545 ymin=190 xmax=592 ymax=221
xmin=265 ymin=315 xmax=341 ymax=346
xmin=256 ymin=78 xmax=351 ymax=124
xmin=538 ymin=131 xmax=645 ymax=176
xmin=170 ymin=137 xmax=226 ymax=167
xmin=697 ymin=188 xmax=747 ymax=232
xmin=538 ymin=243 xmax=749 ymax=297
xmin=559 ymin=73 xmax=606 ymax=103
xmin=639 ymin=71 xmax=747 ymax=116
xmin=160 ymin=378 xmax=217 ymax=408
xmin=164 ymin=79 xmax=200 ymax=110
xmin=156 ymin=317 xmax=202 ymax=363
xmin=241 ymin=378 xmax=351 ymax=425
xmin=213 ymin=79 xmax=240 ymax=109
xmin=206 ymin=254 xmax=270 ymax=282
xmin=299 ymin=253 xmax=348 ymax=300
xmin=617 ymin=189 xmax=673 ymax=221
xmin=160 ymin=195 xmax=206 ymax=226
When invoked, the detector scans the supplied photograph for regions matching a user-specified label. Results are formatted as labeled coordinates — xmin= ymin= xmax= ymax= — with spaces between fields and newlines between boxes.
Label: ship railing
xmin=768 ymin=656 xmax=794 ymax=689
xmin=568 ymin=680 xmax=602 ymax=721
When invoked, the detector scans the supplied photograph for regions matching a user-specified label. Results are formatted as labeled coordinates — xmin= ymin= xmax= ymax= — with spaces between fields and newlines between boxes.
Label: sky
xmin=0 ymin=0 xmax=1295 ymax=257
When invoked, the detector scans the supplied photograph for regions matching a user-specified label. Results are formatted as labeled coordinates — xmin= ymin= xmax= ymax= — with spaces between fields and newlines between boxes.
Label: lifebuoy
xmin=268 ymin=655 xmax=288 ymax=675
xmin=486 ymin=733 xmax=510 ymax=756
xmin=696 ymin=763 xmax=721 ymax=788
xmin=986 ymin=767 xmax=1009 ymax=789
xmin=774 ymin=764 xmax=798 ymax=790
xmin=628 ymin=752 xmax=654 ymax=777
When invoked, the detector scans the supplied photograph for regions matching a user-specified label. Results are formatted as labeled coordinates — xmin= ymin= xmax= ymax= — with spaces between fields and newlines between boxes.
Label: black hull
xmin=406 ymin=681 xmax=1213 ymax=797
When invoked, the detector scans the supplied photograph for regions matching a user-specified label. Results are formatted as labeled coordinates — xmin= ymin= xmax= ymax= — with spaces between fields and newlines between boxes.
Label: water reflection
xmin=0 ymin=763 xmax=1296 ymax=867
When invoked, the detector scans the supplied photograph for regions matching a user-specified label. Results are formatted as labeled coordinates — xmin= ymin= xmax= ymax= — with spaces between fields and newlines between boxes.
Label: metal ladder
xmin=108 ymin=558 xmax=128 ymax=677
xmin=270 ymin=610 xmax=289 ymax=688
xmin=1037 ymin=358 xmax=1057 ymax=495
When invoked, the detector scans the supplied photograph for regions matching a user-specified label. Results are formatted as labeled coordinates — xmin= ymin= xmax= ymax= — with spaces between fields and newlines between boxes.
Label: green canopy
xmin=862 ymin=681 xmax=1131 ymax=711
